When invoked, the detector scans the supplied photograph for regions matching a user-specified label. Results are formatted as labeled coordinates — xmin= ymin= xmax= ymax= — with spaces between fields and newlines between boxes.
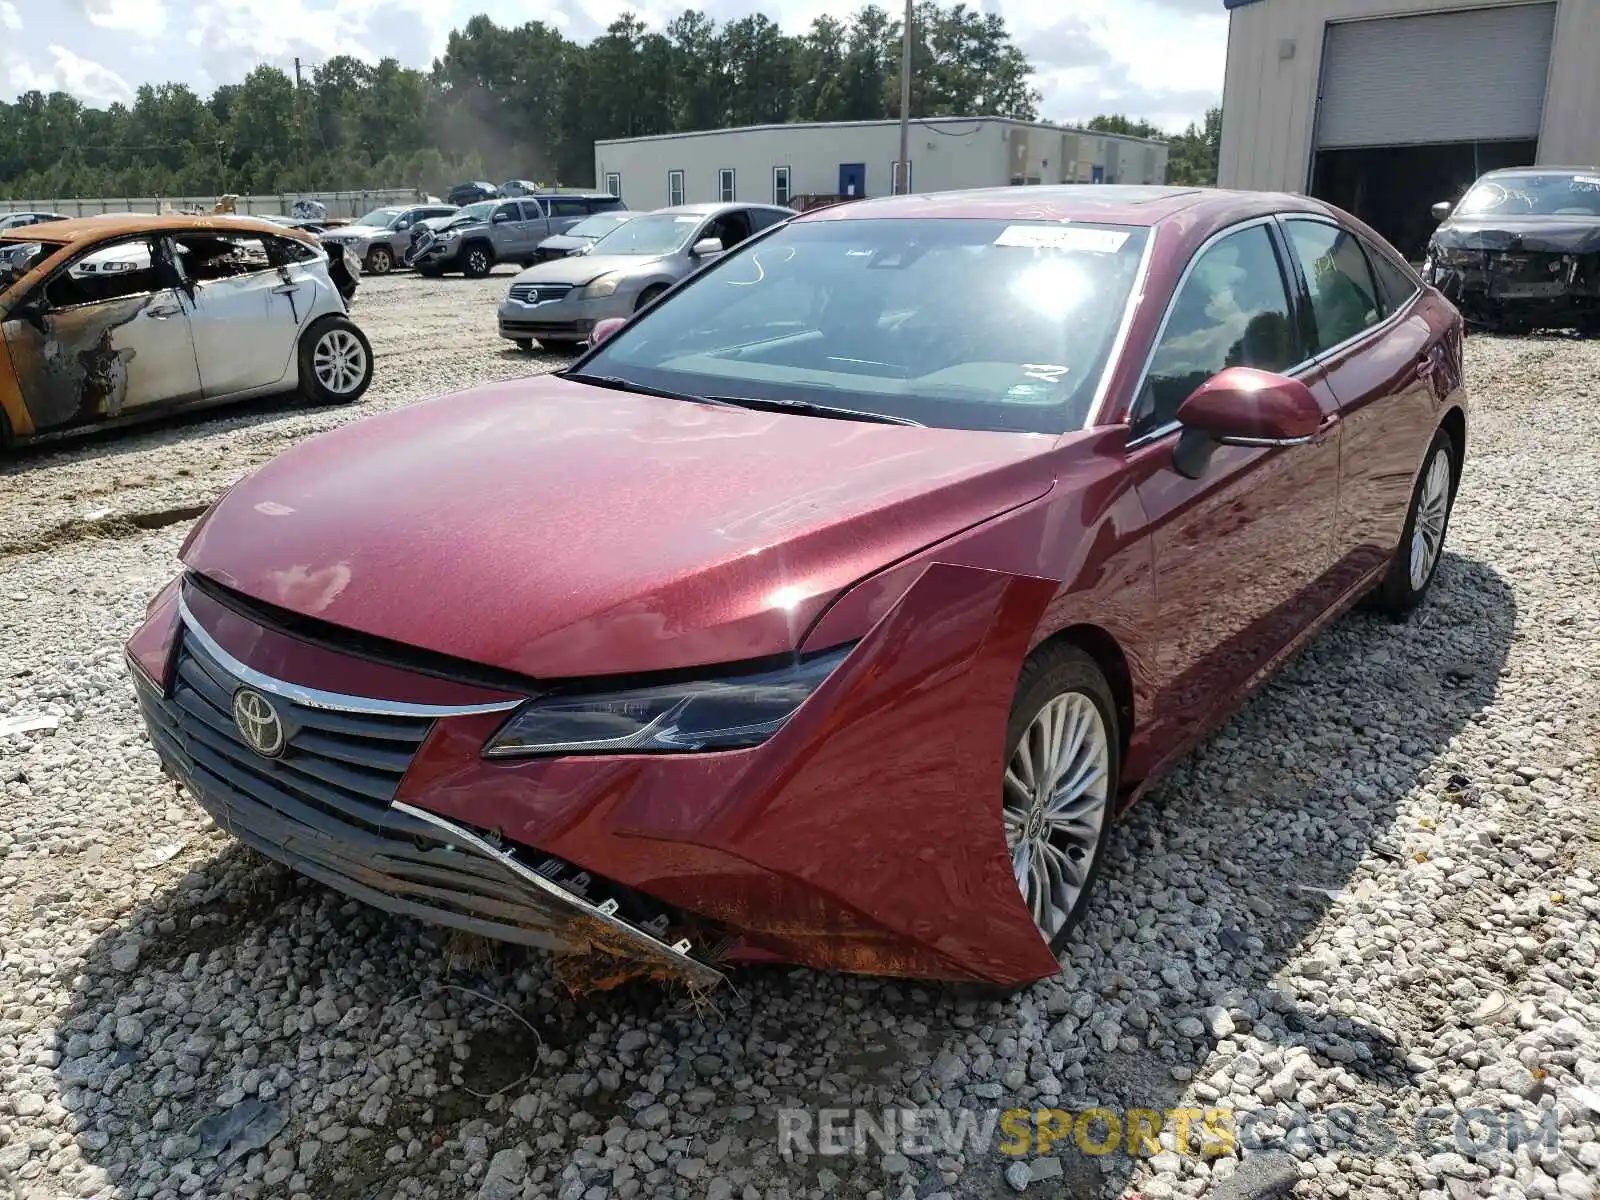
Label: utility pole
xmin=897 ymin=0 xmax=912 ymax=195
xmin=293 ymin=57 xmax=308 ymax=184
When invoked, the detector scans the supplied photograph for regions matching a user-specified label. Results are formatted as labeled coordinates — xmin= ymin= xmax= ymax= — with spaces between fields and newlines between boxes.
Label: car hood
xmin=321 ymin=225 xmax=386 ymax=241
xmin=181 ymin=375 xmax=1059 ymax=679
xmin=1433 ymin=216 xmax=1600 ymax=254
xmin=511 ymin=253 xmax=669 ymax=287
xmin=421 ymin=215 xmax=483 ymax=234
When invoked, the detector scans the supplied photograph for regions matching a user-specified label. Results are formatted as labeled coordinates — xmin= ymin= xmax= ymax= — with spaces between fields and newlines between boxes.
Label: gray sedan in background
xmin=530 ymin=211 xmax=637 ymax=263
xmin=498 ymin=202 xmax=792 ymax=352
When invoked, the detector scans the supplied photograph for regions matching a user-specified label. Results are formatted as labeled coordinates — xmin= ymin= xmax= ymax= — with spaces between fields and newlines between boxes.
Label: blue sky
xmin=1 ymin=0 xmax=1226 ymax=131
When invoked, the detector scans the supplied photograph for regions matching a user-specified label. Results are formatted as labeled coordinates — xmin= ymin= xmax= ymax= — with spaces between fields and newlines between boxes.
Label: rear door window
xmin=45 ymin=237 xmax=168 ymax=309
xmin=518 ymin=200 xmax=546 ymax=221
xmin=1361 ymin=238 xmax=1421 ymax=316
xmin=549 ymin=197 xmax=589 ymax=218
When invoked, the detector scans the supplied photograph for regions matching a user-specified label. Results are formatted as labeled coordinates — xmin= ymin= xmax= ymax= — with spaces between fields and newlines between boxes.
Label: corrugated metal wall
xmin=1219 ymin=0 xmax=1600 ymax=193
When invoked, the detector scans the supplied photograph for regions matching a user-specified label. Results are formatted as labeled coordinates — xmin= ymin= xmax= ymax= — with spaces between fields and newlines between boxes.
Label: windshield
xmin=355 ymin=207 xmax=405 ymax=228
xmin=1457 ymin=172 xmax=1600 ymax=217
xmin=568 ymin=213 xmax=634 ymax=239
xmin=578 ymin=217 xmax=1150 ymax=435
xmin=0 ymin=240 xmax=56 ymax=289
xmin=450 ymin=201 xmax=498 ymax=225
xmin=589 ymin=213 xmax=702 ymax=256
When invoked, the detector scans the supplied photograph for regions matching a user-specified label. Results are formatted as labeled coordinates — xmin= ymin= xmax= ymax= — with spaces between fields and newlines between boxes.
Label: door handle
xmin=146 ymin=304 xmax=182 ymax=318
xmin=272 ymin=282 xmax=301 ymax=294
xmin=1415 ymin=354 xmax=1435 ymax=379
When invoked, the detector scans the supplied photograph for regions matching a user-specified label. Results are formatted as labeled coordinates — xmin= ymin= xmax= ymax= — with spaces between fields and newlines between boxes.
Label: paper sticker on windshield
xmin=994 ymin=226 xmax=1129 ymax=253
xmin=1574 ymin=174 xmax=1600 ymax=188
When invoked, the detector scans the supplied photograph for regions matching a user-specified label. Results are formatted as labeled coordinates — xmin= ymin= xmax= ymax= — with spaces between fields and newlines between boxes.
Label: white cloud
xmin=67 ymin=0 xmax=169 ymax=36
xmin=18 ymin=45 xmax=135 ymax=106
xmin=0 ymin=2 xmax=20 ymax=32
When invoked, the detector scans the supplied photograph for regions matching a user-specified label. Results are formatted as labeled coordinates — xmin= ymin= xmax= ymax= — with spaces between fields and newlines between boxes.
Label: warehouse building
xmin=1218 ymin=0 xmax=1600 ymax=257
xmin=594 ymin=118 xmax=1168 ymax=210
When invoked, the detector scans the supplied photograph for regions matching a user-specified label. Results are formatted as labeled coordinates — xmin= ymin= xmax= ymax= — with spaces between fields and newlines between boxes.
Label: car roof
xmin=794 ymin=185 xmax=1337 ymax=228
xmin=0 ymin=212 xmax=320 ymax=247
xmin=1479 ymin=165 xmax=1599 ymax=177
xmin=653 ymin=202 xmax=793 ymax=217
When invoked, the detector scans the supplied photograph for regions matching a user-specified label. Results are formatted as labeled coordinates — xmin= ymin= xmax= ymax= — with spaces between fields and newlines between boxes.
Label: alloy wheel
xmin=313 ymin=329 xmax=368 ymax=395
xmin=367 ymin=247 xmax=392 ymax=275
xmin=1003 ymin=691 xmax=1111 ymax=941
xmin=1409 ymin=447 xmax=1452 ymax=591
xmin=468 ymin=249 xmax=489 ymax=274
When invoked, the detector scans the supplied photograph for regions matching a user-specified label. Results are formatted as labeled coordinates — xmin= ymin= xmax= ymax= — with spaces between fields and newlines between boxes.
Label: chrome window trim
xmin=1123 ymin=212 xmax=1416 ymax=453
xmin=176 ymin=592 xmax=524 ymax=717
xmin=1082 ymin=226 xmax=1159 ymax=429
xmin=1121 ymin=215 xmax=1286 ymax=447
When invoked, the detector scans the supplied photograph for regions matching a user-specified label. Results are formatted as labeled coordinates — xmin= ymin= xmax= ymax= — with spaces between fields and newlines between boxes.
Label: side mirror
xmin=1431 ymin=200 xmax=1454 ymax=221
xmin=492 ymin=212 xmax=513 ymax=224
xmin=1171 ymin=367 xmax=1323 ymax=479
xmin=691 ymin=238 xmax=724 ymax=258
xmin=590 ymin=316 xmax=627 ymax=345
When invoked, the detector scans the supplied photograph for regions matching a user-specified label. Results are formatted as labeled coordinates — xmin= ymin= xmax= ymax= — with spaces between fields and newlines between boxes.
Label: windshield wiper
xmin=563 ymin=372 xmax=738 ymax=407
xmin=563 ymin=373 xmax=922 ymax=426
xmin=704 ymin=394 xmax=924 ymax=426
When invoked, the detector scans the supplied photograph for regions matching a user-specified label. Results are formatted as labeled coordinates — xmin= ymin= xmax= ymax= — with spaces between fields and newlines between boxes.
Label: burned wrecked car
xmin=1423 ymin=167 xmax=1600 ymax=333
xmin=0 ymin=215 xmax=373 ymax=449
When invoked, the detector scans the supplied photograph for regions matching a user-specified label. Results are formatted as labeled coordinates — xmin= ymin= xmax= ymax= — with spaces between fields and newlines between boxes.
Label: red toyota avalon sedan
xmin=126 ymin=185 xmax=1466 ymax=991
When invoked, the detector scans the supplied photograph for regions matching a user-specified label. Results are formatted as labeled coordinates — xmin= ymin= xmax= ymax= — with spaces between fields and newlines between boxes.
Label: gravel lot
xmin=2 ymin=273 xmax=1597 ymax=1200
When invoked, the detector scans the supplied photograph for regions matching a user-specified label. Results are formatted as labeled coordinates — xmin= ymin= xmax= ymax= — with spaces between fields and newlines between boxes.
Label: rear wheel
xmin=513 ymin=338 xmax=534 ymax=352
xmin=364 ymin=245 xmax=393 ymax=276
xmin=299 ymin=316 xmax=373 ymax=405
xmin=1371 ymin=427 xmax=1458 ymax=618
xmin=1003 ymin=644 xmax=1119 ymax=956
xmin=462 ymin=243 xmax=494 ymax=278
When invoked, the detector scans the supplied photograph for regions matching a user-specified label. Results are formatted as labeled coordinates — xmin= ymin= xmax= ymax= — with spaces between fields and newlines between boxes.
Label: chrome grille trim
xmin=176 ymin=591 xmax=522 ymax=718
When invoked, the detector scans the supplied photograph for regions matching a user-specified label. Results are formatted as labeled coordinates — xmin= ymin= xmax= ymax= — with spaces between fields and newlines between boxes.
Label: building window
xmin=718 ymin=168 xmax=735 ymax=203
xmin=605 ymin=172 xmax=621 ymax=197
xmin=890 ymin=160 xmax=913 ymax=194
xmin=667 ymin=169 xmax=685 ymax=206
xmin=772 ymin=165 xmax=791 ymax=206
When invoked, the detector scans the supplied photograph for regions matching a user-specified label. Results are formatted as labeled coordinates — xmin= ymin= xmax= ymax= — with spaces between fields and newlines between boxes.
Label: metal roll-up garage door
xmin=1316 ymin=3 xmax=1556 ymax=149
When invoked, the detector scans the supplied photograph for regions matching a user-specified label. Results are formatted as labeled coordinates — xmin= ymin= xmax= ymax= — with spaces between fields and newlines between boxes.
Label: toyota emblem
xmin=231 ymin=688 xmax=286 ymax=758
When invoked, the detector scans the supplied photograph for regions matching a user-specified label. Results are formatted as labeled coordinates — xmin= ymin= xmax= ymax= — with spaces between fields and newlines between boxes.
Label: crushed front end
xmin=1424 ymin=226 xmax=1600 ymax=333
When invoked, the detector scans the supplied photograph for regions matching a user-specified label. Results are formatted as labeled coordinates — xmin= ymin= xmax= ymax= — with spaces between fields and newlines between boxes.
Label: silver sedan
xmin=497 ymin=202 xmax=792 ymax=352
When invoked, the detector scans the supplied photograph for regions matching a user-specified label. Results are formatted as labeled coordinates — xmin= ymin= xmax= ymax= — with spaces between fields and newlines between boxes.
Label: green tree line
xmin=0 ymin=4 xmax=1220 ymax=200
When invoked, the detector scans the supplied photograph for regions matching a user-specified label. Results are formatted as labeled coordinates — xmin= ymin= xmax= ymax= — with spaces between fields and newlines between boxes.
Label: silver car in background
xmin=319 ymin=203 xmax=457 ymax=276
xmin=497 ymin=202 xmax=792 ymax=352
xmin=530 ymin=211 xmax=637 ymax=263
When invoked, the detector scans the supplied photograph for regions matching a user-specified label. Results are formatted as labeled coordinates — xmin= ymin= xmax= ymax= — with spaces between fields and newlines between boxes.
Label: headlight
xmin=1432 ymin=245 xmax=1484 ymax=268
xmin=582 ymin=273 xmax=625 ymax=298
xmin=482 ymin=643 xmax=854 ymax=757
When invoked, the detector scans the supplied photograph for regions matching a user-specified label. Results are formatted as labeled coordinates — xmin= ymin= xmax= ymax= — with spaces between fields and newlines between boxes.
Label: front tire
xmin=1372 ymin=427 xmax=1458 ymax=618
xmin=462 ymin=243 xmax=493 ymax=278
xmin=364 ymin=246 xmax=393 ymax=276
xmin=513 ymin=338 xmax=534 ymax=352
xmin=1003 ymin=644 xmax=1119 ymax=956
xmin=299 ymin=315 xmax=374 ymax=405
xmin=635 ymin=285 xmax=668 ymax=312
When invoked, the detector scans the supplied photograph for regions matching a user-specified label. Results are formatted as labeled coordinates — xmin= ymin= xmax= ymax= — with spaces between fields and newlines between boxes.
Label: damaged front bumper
xmin=128 ymin=595 xmax=729 ymax=993
xmin=1425 ymin=247 xmax=1600 ymax=329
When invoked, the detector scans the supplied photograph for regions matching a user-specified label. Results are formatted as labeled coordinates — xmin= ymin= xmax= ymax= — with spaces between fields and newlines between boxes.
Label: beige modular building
xmin=594 ymin=118 xmax=1168 ymax=210
xmin=1218 ymin=0 xmax=1600 ymax=257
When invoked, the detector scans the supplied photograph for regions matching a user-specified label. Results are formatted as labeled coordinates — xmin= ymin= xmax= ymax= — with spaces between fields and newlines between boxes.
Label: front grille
xmin=131 ymin=628 xmax=728 ymax=987
xmin=143 ymin=631 xmax=434 ymax=828
xmin=508 ymin=282 xmax=574 ymax=305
